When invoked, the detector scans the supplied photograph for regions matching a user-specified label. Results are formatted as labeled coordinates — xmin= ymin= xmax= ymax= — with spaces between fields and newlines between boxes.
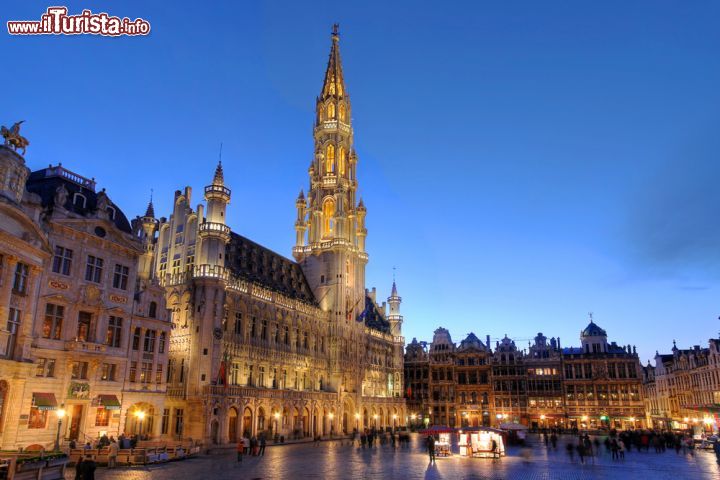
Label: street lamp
xmin=274 ymin=412 xmax=280 ymax=435
xmin=54 ymin=405 xmax=66 ymax=451
xmin=135 ymin=410 xmax=146 ymax=436
xmin=355 ymin=413 xmax=360 ymax=431
xmin=373 ymin=414 xmax=378 ymax=428
xmin=392 ymin=414 xmax=397 ymax=430
xmin=328 ymin=412 xmax=334 ymax=436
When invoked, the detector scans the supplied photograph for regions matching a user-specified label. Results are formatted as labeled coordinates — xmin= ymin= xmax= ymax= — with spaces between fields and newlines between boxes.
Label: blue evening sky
xmin=3 ymin=1 xmax=720 ymax=363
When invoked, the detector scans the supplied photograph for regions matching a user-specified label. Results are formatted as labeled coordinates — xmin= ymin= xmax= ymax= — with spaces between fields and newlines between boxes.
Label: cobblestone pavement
xmin=66 ymin=434 xmax=720 ymax=479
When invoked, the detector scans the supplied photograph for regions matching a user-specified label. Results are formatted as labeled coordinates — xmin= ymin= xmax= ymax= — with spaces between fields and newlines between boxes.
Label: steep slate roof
xmin=225 ymin=232 xmax=317 ymax=305
xmin=362 ymin=295 xmax=391 ymax=333
xmin=26 ymin=168 xmax=132 ymax=233
xmin=458 ymin=332 xmax=485 ymax=351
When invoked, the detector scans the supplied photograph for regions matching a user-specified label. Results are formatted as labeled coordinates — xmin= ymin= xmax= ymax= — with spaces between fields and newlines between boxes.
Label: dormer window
xmin=106 ymin=206 xmax=116 ymax=220
xmin=73 ymin=193 xmax=87 ymax=208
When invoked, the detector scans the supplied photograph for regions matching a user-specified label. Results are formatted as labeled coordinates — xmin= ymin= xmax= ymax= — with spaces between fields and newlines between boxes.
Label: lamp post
xmin=54 ymin=405 xmax=66 ymax=451
xmin=135 ymin=410 xmax=146 ymax=437
xmin=373 ymin=414 xmax=378 ymax=428
xmin=355 ymin=413 xmax=360 ymax=432
xmin=274 ymin=412 xmax=280 ymax=436
xmin=328 ymin=412 xmax=334 ymax=437
xmin=392 ymin=414 xmax=397 ymax=431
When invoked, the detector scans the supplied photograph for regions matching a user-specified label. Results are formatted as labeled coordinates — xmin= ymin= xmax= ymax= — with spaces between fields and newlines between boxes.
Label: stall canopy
xmin=419 ymin=426 xmax=455 ymax=435
xmin=32 ymin=392 xmax=58 ymax=411
xmin=98 ymin=394 xmax=121 ymax=410
xmin=499 ymin=422 xmax=527 ymax=430
xmin=460 ymin=426 xmax=504 ymax=434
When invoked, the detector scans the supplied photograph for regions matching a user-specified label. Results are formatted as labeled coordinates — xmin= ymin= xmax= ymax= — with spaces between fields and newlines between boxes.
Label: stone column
xmin=0 ymin=256 xmax=18 ymax=325
xmin=18 ymin=264 xmax=42 ymax=360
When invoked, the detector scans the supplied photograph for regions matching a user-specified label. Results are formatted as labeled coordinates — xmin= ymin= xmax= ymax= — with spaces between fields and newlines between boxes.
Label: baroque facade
xmin=644 ymin=338 xmax=720 ymax=431
xmin=405 ymin=318 xmax=646 ymax=431
xmin=0 ymin=145 xmax=170 ymax=450
xmin=145 ymin=26 xmax=406 ymax=444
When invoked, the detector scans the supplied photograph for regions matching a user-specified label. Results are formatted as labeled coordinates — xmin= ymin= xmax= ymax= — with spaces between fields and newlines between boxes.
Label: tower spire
xmin=144 ymin=189 xmax=155 ymax=218
xmin=320 ymin=23 xmax=347 ymax=101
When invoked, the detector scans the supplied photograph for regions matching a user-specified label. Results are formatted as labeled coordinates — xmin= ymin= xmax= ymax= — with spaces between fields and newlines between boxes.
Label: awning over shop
xmin=97 ymin=394 xmax=121 ymax=410
xmin=32 ymin=392 xmax=58 ymax=411
xmin=682 ymin=404 xmax=720 ymax=413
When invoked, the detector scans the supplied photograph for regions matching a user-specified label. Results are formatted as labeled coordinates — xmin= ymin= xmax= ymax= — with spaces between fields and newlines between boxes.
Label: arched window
xmin=338 ymin=103 xmax=346 ymax=122
xmin=338 ymin=147 xmax=346 ymax=176
xmin=73 ymin=193 xmax=86 ymax=208
xmin=326 ymin=103 xmax=335 ymax=120
xmin=322 ymin=198 xmax=335 ymax=237
xmin=325 ymin=145 xmax=335 ymax=174
xmin=148 ymin=301 xmax=157 ymax=318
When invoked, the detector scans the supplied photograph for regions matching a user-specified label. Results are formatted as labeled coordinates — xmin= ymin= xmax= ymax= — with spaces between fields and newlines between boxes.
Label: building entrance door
xmin=69 ymin=405 xmax=83 ymax=441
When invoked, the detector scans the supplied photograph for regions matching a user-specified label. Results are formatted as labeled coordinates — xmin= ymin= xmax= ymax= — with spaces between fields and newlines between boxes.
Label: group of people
xmin=236 ymin=433 xmax=267 ymax=462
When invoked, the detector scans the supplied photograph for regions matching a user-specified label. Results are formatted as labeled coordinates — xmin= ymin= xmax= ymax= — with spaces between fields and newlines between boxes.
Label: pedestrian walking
xmin=108 ymin=440 xmax=118 ymax=469
xmin=566 ymin=442 xmax=575 ymax=462
xmin=74 ymin=457 xmax=84 ymax=480
xmin=80 ymin=454 xmax=96 ymax=480
xmin=259 ymin=435 xmax=266 ymax=456
xmin=237 ymin=438 xmax=244 ymax=463
xmin=618 ymin=439 xmax=626 ymax=460
xmin=427 ymin=435 xmax=436 ymax=463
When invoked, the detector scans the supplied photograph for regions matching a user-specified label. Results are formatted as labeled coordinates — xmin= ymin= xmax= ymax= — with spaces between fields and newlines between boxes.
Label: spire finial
xmin=588 ymin=312 xmax=594 ymax=323
xmin=332 ymin=23 xmax=340 ymax=40
xmin=144 ymin=189 xmax=155 ymax=218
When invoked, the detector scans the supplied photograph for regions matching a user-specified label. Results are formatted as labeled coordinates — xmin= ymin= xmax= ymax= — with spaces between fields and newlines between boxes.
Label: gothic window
xmin=326 ymin=103 xmax=335 ymax=120
xmin=149 ymin=301 xmax=158 ymax=318
xmin=322 ymin=198 xmax=336 ymax=237
xmin=328 ymin=75 xmax=336 ymax=95
xmin=339 ymin=103 xmax=346 ymax=122
xmin=325 ymin=145 xmax=335 ymax=174
xmin=338 ymin=147 xmax=346 ymax=176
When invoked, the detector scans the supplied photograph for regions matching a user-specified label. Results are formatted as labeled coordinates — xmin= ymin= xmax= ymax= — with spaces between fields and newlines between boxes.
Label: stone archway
xmin=228 ymin=407 xmax=238 ymax=443
xmin=242 ymin=407 xmax=253 ymax=437
xmin=125 ymin=402 xmax=155 ymax=436
xmin=257 ymin=407 xmax=266 ymax=434
xmin=210 ymin=419 xmax=220 ymax=445
xmin=302 ymin=407 xmax=310 ymax=437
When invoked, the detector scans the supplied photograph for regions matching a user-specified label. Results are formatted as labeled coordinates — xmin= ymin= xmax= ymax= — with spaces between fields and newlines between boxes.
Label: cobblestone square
xmin=65 ymin=434 xmax=720 ymax=480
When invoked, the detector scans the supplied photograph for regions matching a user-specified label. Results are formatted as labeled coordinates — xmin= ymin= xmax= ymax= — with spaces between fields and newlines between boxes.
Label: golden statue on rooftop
xmin=1 ymin=120 xmax=30 ymax=155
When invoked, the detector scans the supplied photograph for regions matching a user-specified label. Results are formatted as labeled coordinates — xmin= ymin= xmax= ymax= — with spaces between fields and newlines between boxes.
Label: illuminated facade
xmin=646 ymin=338 xmax=720 ymax=431
xmin=148 ymin=26 xmax=406 ymax=444
xmin=0 ymin=147 xmax=170 ymax=450
xmin=404 ymin=319 xmax=646 ymax=430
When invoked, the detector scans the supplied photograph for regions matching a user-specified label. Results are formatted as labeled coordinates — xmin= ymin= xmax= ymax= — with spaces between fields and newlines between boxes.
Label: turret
xmin=198 ymin=162 xmax=231 ymax=270
xmin=137 ymin=194 xmax=158 ymax=280
xmin=387 ymin=279 xmax=402 ymax=338
xmin=295 ymin=190 xmax=307 ymax=247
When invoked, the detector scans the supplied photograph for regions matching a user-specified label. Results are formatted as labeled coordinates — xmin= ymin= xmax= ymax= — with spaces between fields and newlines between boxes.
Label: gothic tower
xmin=294 ymin=25 xmax=368 ymax=391
xmin=199 ymin=161 xmax=231 ymax=270
xmin=387 ymin=280 xmax=403 ymax=338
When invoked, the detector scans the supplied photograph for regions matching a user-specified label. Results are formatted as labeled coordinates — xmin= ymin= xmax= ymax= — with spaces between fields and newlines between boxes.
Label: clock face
xmin=213 ymin=327 xmax=222 ymax=340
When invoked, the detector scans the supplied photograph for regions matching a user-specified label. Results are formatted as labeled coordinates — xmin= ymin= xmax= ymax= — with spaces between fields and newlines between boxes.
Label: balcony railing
xmin=198 ymin=222 xmax=231 ymax=238
xmin=204 ymin=184 xmax=231 ymax=197
xmin=64 ymin=340 xmax=107 ymax=354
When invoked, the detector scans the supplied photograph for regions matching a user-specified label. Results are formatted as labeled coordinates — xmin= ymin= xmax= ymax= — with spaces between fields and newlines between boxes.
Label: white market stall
xmin=458 ymin=427 xmax=505 ymax=458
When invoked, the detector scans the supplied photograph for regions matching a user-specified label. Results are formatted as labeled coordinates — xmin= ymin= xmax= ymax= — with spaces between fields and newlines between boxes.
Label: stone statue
xmin=96 ymin=188 xmax=110 ymax=212
xmin=1 ymin=121 xmax=30 ymax=155
xmin=53 ymin=184 xmax=69 ymax=209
